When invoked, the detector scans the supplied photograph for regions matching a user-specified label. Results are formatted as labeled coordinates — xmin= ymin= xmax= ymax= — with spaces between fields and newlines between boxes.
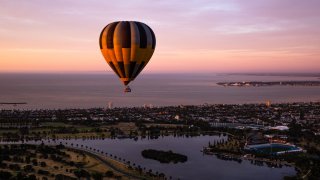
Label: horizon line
xmin=0 ymin=71 xmax=319 ymax=75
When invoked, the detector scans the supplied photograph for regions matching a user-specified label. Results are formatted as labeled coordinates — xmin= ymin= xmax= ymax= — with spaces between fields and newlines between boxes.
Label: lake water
xmin=0 ymin=73 xmax=319 ymax=109
xmin=57 ymin=136 xmax=296 ymax=180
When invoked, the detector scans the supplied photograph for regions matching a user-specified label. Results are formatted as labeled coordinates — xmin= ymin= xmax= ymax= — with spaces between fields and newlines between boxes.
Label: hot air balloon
xmin=99 ymin=21 xmax=156 ymax=92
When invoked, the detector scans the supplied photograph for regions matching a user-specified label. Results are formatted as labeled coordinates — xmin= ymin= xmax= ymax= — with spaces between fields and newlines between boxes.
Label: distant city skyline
xmin=0 ymin=0 xmax=319 ymax=73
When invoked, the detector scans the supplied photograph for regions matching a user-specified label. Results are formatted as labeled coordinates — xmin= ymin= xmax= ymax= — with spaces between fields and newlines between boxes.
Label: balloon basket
xmin=124 ymin=86 xmax=131 ymax=93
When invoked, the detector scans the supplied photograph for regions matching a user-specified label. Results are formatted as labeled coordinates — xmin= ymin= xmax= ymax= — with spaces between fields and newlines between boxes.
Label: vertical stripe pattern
xmin=99 ymin=21 xmax=156 ymax=86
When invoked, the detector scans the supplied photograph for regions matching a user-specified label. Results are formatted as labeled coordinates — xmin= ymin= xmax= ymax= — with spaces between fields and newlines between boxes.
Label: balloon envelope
xmin=99 ymin=21 xmax=156 ymax=85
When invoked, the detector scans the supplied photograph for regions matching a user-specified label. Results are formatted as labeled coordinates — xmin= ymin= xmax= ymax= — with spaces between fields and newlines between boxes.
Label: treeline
xmin=0 ymin=144 xmax=123 ymax=180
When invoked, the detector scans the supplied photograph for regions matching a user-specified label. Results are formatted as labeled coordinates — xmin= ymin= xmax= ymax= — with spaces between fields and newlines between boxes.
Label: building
xmin=108 ymin=101 xmax=113 ymax=109
xmin=266 ymin=100 xmax=271 ymax=107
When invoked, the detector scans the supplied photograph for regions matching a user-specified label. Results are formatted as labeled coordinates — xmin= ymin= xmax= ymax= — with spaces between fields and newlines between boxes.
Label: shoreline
xmin=202 ymin=150 xmax=295 ymax=167
xmin=1 ymin=101 xmax=320 ymax=111
xmin=0 ymin=142 xmax=167 ymax=180
xmin=217 ymin=81 xmax=320 ymax=87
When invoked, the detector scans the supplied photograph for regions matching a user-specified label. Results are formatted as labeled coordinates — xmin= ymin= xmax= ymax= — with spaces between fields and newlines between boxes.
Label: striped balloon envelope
xmin=99 ymin=21 xmax=156 ymax=91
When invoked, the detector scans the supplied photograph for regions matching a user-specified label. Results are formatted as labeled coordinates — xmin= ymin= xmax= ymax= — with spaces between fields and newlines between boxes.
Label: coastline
xmin=217 ymin=81 xmax=320 ymax=87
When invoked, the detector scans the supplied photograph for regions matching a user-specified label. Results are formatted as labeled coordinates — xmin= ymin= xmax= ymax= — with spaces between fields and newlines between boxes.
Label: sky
xmin=0 ymin=0 xmax=319 ymax=73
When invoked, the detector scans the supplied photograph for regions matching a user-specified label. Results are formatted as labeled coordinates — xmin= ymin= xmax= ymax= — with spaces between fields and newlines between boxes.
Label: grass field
xmin=0 ymin=144 xmax=152 ymax=180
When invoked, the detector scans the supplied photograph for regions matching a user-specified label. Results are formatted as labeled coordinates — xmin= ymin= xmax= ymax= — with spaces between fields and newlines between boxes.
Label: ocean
xmin=0 ymin=73 xmax=319 ymax=109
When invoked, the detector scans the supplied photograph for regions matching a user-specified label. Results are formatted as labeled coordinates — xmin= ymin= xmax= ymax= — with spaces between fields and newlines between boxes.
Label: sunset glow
xmin=0 ymin=0 xmax=319 ymax=73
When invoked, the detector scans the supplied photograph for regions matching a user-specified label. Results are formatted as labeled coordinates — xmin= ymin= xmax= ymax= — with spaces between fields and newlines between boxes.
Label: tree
xmin=105 ymin=170 xmax=114 ymax=177
xmin=19 ymin=127 xmax=29 ymax=135
xmin=74 ymin=169 xmax=81 ymax=179
xmin=74 ymin=169 xmax=90 ymax=179
xmin=32 ymin=159 xmax=38 ymax=166
xmin=288 ymin=120 xmax=302 ymax=140
xmin=9 ymin=164 xmax=21 ymax=171
xmin=55 ymin=174 xmax=77 ymax=180
xmin=40 ymin=162 xmax=47 ymax=167
xmin=91 ymin=172 xmax=103 ymax=180
xmin=0 ymin=171 xmax=12 ymax=179
xmin=28 ymin=174 xmax=37 ymax=180
xmin=25 ymin=156 xmax=30 ymax=164
xmin=38 ymin=169 xmax=50 ymax=175
xmin=23 ymin=164 xmax=34 ymax=172
xmin=15 ymin=172 xmax=27 ymax=179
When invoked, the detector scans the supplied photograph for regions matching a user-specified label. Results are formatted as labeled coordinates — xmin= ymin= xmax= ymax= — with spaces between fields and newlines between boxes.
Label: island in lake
xmin=217 ymin=81 xmax=320 ymax=87
xmin=141 ymin=149 xmax=188 ymax=164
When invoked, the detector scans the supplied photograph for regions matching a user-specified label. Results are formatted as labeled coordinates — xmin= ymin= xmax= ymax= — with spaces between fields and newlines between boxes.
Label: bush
xmin=15 ymin=172 xmax=27 ymax=179
xmin=28 ymin=174 xmax=37 ymax=180
xmin=91 ymin=172 xmax=103 ymax=180
xmin=55 ymin=174 xmax=77 ymax=180
xmin=23 ymin=164 xmax=34 ymax=172
xmin=25 ymin=156 xmax=31 ymax=164
xmin=32 ymin=159 xmax=38 ymax=166
xmin=74 ymin=169 xmax=90 ymax=179
xmin=38 ymin=169 xmax=50 ymax=175
xmin=0 ymin=163 xmax=7 ymax=169
xmin=40 ymin=162 xmax=47 ymax=167
xmin=105 ymin=170 xmax=114 ymax=177
xmin=8 ymin=163 xmax=21 ymax=171
xmin=0 ymin=170 xmax=12 ymax=179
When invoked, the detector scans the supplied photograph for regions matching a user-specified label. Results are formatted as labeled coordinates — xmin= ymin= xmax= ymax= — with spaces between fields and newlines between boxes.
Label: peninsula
xmin=217 ymin=81 xmax=320 ymax=87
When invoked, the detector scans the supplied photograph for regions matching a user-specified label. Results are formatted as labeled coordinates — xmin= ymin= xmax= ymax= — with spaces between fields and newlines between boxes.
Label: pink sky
xmin=0 ymin=0 xmax=319 ymax=73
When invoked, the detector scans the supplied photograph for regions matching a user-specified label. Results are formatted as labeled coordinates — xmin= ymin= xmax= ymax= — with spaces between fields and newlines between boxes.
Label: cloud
xmin=0 ymin=48 xmax=86 ymax=53
xmin=212 ymin=24 xmax=283 ymax=34
xmin=0 ymin=15 xmax=43 ymax=25
xmin=0 ymin=0 xmax=319 ymax=72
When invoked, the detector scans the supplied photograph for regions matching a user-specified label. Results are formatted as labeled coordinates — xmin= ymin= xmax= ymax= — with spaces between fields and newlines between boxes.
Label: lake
xmin=56 ymin=135 xmax=296 ymax=180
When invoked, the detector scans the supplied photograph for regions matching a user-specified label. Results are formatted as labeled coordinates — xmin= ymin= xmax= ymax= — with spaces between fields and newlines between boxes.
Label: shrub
xmin=38 ymin=169 xmax=50 ymax=175
xmin=23 ymin=164 xmax=34 ymax=172
xmin=91 ymin=172 xmax=103 ymax=180
xmin=0 ymin=170 xmax=12 ymax=179
xmin=105 ymin=170 xmax=114 ymax=177
xmin=40 ymin=161 xmax=47 ymax=167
